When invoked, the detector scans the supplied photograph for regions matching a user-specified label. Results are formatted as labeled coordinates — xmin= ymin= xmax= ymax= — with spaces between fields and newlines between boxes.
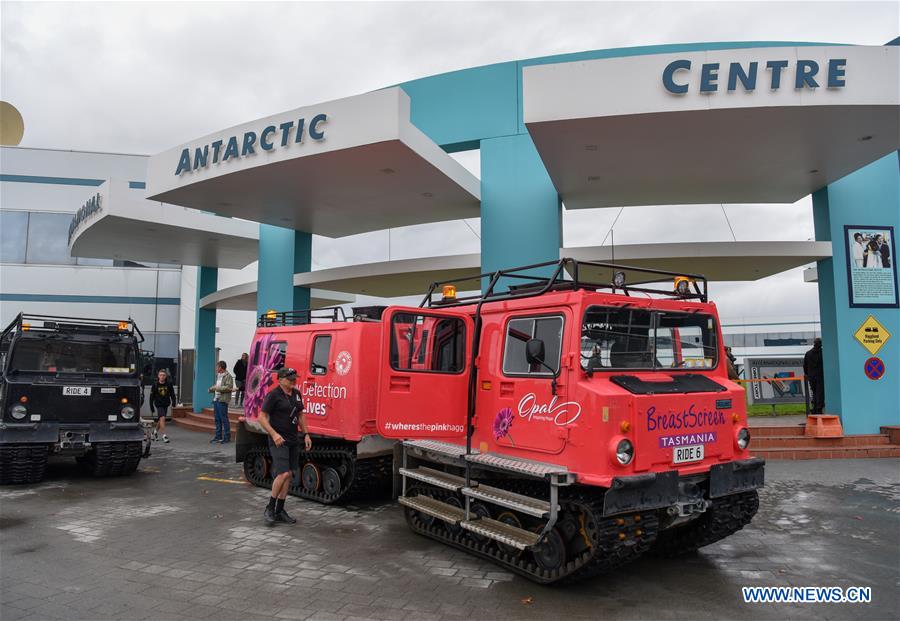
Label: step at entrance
xmin=462 ymin=484 xmax=552 ymax=518
xmin=466 ymin=452 xmax=569 ymax=478
xmin=459 ymin=516 xmax=541 ymax=550
xmin=398 ymin=467 xmax=466 ymax=491
xmin=405 ymin=439 xmax=471 ymax=459
xmin=399 ymin=494 xmax=465 ymax=523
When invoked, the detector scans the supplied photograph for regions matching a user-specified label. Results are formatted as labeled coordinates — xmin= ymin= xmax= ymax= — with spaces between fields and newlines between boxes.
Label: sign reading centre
xmin=174 ymin=113 xmax=328 ymax=175
xmin=662 ymin=57 xmax=847 ymax=94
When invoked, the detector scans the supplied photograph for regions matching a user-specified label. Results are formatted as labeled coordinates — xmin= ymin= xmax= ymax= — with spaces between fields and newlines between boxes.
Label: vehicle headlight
xmin=120 ymin=405 xmax=135 ymax=420
xmin=736 ymin=428 xmax=750 ymax=450
xmin=615 ymin=438 xmax=634 ymax=465
xmin=10 ymin=404 xmax=27 ymax=420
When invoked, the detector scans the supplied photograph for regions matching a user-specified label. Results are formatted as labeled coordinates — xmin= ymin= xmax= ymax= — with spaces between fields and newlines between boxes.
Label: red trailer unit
xmin=380 ymin=259 xmax=763 ymax=583
xmin=235 ymin=307 xmax=394 ymax=504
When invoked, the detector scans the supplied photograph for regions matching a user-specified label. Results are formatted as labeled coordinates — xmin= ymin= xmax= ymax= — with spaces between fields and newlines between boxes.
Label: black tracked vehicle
xmin=0 ymin=313 xmax=146 ymax=484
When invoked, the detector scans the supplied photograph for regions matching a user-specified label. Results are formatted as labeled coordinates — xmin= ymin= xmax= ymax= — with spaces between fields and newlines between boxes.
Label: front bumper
xmin=0 ymin=421 xmax=144 ymax=445
xmin=602 ymin=457 xmax=765 ymax=516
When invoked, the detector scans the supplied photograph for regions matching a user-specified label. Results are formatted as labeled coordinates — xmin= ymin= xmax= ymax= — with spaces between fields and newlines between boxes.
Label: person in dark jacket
xmin=149 ymin=369 xmax=177 ymax=443
xmin=234 ymin=353 xmax=248 ymax=407
xmin=803 ymin=338 xmax=825 ymax=414
xmin=875 ymin=234 xmax=891 ymax=268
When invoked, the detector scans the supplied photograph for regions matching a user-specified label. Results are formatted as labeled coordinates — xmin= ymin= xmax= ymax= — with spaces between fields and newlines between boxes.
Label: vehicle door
xmin=300 ymin=331 xmax=341 ymax=433
xmin=487 ymin=311 xmax=573 ymax=454
xmin=376 ymin=307 xmax=473 ymax=440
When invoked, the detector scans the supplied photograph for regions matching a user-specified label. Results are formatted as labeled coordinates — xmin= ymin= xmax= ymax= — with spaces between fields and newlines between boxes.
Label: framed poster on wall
xmin=844 ymin=225 xmax=898 ymax=308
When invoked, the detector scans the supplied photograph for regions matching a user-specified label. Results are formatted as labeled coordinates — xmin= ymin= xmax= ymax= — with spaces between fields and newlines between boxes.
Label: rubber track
xmin=83 ymin=442 xmax=143 ymax=477
xmin=650 ymin=490 xmax=759 ymax=558
xmin=243 ymin=442 xmax=392 ymax=505
xmin=404 ymin=481 xmax=659 ymax=584
xmin=0 ymin=444 xmax=49 ymax=485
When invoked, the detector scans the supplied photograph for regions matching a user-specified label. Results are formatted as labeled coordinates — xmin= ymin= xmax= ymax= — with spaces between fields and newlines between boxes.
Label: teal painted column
xmin=257 ymin=224 xmax=312 ymax=317
xmin=480 ymin=133 xmax=561 ymax=289
xmin=813 ymin=152 xmax=900 ymax=433
xmin=193 ymin=266 xmax=218 ymax=413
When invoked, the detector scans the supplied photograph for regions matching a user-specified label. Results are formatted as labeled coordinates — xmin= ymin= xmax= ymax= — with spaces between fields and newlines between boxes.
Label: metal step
xmin=459 ymin=516 xmax=541 ymax=550
xmin=462 ymin=484 xmax=552 ymax=518
xmin=404 ymin=439 xmax=471 ymax=460
xmin=399 ymin=466 xmax=467 ymax=491
xmin=399 ymin=494 xmax=465 ymax=524
xmin=466 ymin=452 xmax=569 ymax=478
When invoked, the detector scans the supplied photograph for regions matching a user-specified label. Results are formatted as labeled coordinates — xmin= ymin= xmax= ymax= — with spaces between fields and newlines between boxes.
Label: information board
xmin=745 ymin=357 xmax=806 ymax=406
xmin=844 ymin=225 xmax=898 ymax=308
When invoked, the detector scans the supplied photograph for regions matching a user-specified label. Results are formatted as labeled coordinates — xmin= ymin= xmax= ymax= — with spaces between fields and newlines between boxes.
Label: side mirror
xmin=525 ymin=339 xmax=546 ymax=365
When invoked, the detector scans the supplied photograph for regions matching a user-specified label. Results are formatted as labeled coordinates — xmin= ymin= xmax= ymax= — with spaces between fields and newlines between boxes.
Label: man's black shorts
xmin=153 ymin=406 xmax=168 ymax=420
xmin=268 ymin=438 xmax=299 ymax=477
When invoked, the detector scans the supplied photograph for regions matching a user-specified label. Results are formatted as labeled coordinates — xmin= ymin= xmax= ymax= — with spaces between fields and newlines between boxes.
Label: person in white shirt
xmin=852 ymin=233 xmax=866 ymax=268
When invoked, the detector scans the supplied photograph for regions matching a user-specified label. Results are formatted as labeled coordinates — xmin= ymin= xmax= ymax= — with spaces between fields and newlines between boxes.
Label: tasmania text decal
xmin=646 ymin=405 xmax=725 ymax=431
xmin=659 ymin=432 xmax=717 ymax=448
xmin=518 ymin=394 xmax=583 ymax=426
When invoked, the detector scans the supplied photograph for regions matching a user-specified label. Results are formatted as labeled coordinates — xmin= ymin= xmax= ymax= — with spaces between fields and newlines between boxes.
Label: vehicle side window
xmin=502 ymin=316 xmax=564 ymax=376
xmin=269 ymin=342 xmax=287 ymax=370
xmin=310 ymin=335 xmax=332 ymax=375
xmin=390 ymin=313 xmax=466 ymax=374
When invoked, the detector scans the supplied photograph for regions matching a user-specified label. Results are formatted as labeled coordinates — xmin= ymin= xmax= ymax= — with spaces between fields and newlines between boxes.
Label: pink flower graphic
xmin=243 ymin=333 xmax=284 ymax=420
xmin=493 ymin=408 xmax=515 ymax=441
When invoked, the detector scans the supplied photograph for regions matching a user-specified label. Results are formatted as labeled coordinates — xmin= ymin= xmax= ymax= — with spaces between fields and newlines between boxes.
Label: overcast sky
xmin=3 ymin=1 xmax=896 ymax=323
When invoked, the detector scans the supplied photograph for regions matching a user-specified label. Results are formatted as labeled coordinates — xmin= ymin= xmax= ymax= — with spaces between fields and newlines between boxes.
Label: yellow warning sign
xmin=854 ymin=316 xmax=891 ymax=355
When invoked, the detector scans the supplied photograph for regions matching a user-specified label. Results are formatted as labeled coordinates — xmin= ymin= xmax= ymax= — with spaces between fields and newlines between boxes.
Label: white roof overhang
xmin=68 ymin=180 xmax=258 ymax=269
xmin=524 ymin=45 xmax=900 ymax=208
xmin=145 ymin=88 xmax=480 ymax=238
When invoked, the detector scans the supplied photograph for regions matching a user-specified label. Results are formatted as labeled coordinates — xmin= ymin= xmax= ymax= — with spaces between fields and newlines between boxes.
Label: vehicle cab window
xmin=390 ymin=313 xmax=465 ymax=373
xmin=310 ymin=335 xmax=332 ymax=375
xmin=581 ymin=306 xmax=718 ymax=371
xmin=502 ymin=315 xmax=563 ymax=376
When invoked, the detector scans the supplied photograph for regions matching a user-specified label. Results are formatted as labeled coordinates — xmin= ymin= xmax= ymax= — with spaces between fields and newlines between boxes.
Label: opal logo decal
xmin=335 ymin=351 xmax=352 ymax=376
xmin=517 ymin=393 xmax=583 ymax=426
xmin=662 ymin=58 xmax=847 ymax=94
xmin=174 ymin=113 xmax=328 ymax=175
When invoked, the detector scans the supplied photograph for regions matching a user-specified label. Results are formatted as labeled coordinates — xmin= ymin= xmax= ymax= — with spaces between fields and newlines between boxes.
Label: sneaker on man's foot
xmin=264 ymin=507 xmax=276 ymax=526
xmin=209 ymin=438 xmax=220 ymax=444
xmin=152 ymin=430 xmax=158 ymax=441
xmin=162 ymin=435 xmax=170 ymax=443
xmin=275 ymin=510 xmax=297 ymax=524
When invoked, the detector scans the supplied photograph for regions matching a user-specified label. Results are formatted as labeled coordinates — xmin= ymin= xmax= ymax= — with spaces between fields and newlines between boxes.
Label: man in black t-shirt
xmin=258 ymin=367 xmax=312 ymax=525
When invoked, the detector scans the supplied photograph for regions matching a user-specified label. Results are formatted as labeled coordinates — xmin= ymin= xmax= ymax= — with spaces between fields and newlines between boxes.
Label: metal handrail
xmin=256 ymin=306 xmax=348 ymax=327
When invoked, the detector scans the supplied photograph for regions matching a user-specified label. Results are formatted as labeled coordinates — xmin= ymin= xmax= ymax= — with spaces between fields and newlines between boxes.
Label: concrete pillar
xmin=193 ymin=266 xmax=218 ymax=413
xmin=812 ymin=152 xmax=900 ymax=433
xmin=257 ymin=224 xmax=312 ymax=317
xmin=480 ymin=133 xmax=561 ymax=290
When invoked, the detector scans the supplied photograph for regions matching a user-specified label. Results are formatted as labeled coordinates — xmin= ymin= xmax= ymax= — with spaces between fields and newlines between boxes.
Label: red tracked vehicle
xmin=236 ymin=259 xmax=763 ymax=583
xmin=235 ymin=307 xmax=395 ymax=504
xmin=382 ymin=259 xmax=763 ymax=583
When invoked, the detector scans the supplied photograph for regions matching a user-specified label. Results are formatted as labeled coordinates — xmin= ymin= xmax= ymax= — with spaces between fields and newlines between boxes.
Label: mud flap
xmin=709 ymin=457 xmax=765 ymax=498
xmin=235 ymin=421 xmax=267 ymax=463
xmin=603 ymin=471 xmax=679 ymax=516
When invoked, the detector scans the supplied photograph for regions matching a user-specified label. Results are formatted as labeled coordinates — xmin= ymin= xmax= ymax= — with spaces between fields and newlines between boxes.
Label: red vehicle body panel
xmin=243 ymin=322 xmax=381 ymax=442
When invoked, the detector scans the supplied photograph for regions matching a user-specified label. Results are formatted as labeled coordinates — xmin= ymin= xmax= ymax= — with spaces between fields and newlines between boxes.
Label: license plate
xmin=673 ymin=444 xmax=704 ymax=464
xmin=63 ymin=386 xmax=91 ymax=397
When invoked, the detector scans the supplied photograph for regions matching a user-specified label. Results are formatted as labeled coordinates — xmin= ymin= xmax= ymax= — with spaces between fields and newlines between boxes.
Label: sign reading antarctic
xmin=174 ymin=113 xmax=328 ymax=175
xmin=662 ymin=58 xmax=847 ymax=94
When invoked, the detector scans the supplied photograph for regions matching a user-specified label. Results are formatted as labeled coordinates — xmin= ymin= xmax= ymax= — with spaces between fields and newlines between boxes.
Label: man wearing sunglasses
xmin=257 ymin=367 xmax=312 ymax=525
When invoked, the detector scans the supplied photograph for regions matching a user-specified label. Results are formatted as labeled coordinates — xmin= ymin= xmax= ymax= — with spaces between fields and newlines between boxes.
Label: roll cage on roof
xmin=0 ymin=313 xmax=144 ymax=344
xmin=420 ymin=258 xmax=708 ymax=308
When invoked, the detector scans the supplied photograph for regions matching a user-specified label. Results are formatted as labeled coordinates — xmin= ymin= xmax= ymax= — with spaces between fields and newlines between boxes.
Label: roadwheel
xmin=322 ymin=467 xmax=341 ymax=497
xmin=532 ymin=526 xmax=567 ymax=573
xmin=301 ymin=462 xmax=321 ymax=492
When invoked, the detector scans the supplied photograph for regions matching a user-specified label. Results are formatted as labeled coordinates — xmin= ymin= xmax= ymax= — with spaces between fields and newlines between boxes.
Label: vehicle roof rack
xmin=0 ymin=313 xmax=144 ymax=343
xmin=420 ymin=258 xmax=708 ymax=308
xmin=257 ymin=306 xmax=349 ymax=327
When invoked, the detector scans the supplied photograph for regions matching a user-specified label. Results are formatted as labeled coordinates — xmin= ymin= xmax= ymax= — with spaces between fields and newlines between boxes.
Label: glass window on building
xmin=26 ymin=212 xmax=75 ymax=265
xmin=0 ymin=211 xmax=28 ymax=263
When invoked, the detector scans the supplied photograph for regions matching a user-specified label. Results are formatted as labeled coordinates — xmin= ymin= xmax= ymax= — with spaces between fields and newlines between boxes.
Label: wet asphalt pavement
xmin=0 ymin=426 xmax=898 ymax=621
